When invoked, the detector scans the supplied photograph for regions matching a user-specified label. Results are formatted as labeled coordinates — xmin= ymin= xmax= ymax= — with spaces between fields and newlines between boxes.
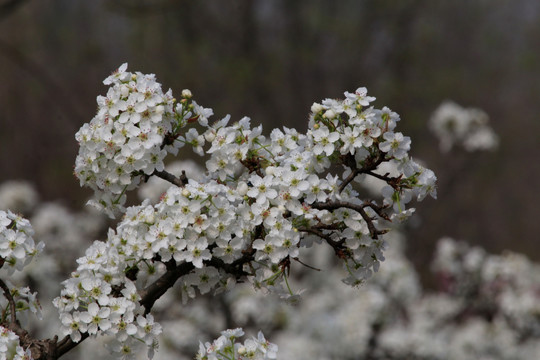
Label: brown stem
xmin=311 ymin=200 xmax=390 ymax=240
xmin=338 ymin=150 xmax=386 ymax=193
xmin=0 ymin=278 xmax=16 ymax=327
xmin=338 ymin=168 xmax=362 ymax=193
xmin=152 ymin=169 xmax=188 ymax=187
xmin=139 ymin=261 xmax=195 ymax=314
xmin=296 ymin=226 xmax=344 ymax=255
xmin=55 ymin=333 xmax=88 ymax=359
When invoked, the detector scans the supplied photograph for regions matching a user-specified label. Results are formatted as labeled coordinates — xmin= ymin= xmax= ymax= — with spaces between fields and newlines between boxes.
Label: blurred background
xmin=1 ymin=0 xmax=539 ymax=285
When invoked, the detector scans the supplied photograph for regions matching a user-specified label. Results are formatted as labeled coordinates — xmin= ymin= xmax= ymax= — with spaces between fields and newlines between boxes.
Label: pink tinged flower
xmin=103 ymin=63 xmax=129 ymax=85
xmin=344 ymin=87 xmax=376 ymax=106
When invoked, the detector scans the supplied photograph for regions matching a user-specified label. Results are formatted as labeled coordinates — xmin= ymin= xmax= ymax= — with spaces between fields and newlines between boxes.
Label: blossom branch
xmin=296 ymin=226 xmax=345 ymax=256
xmin=338 ymin=150 xmax=386 ymax=193
xmin=55 ymin=334 xmax=84 ymax=360
xmin=151 ymin=169 xmax=188 ymax=187
xmin=139 ymin=261 xmax=195 ymax=314
xmin=311 ymin=200 xmax=390 ymax=239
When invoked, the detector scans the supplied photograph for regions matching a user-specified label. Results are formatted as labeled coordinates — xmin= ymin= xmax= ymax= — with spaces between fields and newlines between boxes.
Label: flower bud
xmin=204 ymin=130 xmax=216 ymax=142
xmin=181 ymin=89 xmax=192 ymax=98
xmin=311 ymin=102 xmax=324 ymax=113
xmin=181 ymin=188 xmax=190 ymax=197
xmin=237 ymin=181 xmax=249 ymax=196
xmin=323 ymin=109 xmax=336 ymax=119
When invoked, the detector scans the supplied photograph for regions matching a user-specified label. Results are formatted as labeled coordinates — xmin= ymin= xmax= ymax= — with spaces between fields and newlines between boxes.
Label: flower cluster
xmin=0 ymin=210 xmax=43 ymax=274
xmin=0 ymin=181 xmax=39 ymax=214
xmin=429 ymin=101 xmax=499 ymax=152
xmin=0 ymin=327 xmax=32 ymax=360
xmin=73 ymin=64 xmax=212 ymax=217
xmin=56 ymin=65 xmax=437 ymax=359
xmin=196 ymin=328 xmax=277 ymax=360
xmin=54 ymin=237 xmax=163 ymax=357
xmin=0 ymin=211 xmax=43 ymax=360
xmin=431 ymin=237 xmax=540 ymax=339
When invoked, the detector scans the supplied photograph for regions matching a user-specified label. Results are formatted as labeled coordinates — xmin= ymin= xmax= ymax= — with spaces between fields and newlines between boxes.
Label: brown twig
xmin=338 ymin=150 xmax=386 ymax=193
xmin=139 ymin=261 xmax=195 ymax=314
xmin=0 ymin=278 xmax=16 ymax=327
xmin=311 ymin=200 xmax=389 ymax=239
xmin=152 ymin=169 xmax=188 ymax=187
xmin=296 ymin=226 xmax=345 ymax=256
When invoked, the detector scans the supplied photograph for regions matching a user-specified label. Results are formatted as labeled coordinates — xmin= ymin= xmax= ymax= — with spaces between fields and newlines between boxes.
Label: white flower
xmin=312 ymin=126 xmax=340 ymax=156
xmin=61 ymin=312 xmax=86 ymax=342
xmin=136 ymin=314 xmax=162 ymax=345
xmin=247 ymin=175 xmax=278 ymax=204
xmin=340 ymin=126 xmax=363 ymax=154
xmin=182 ymin=237 xmax=211 ymax=268
xmin=344 ymin=87 xmax=376 ymax=106
xmin=378 ymin=132 xmax=411 ymax=159
xmin=79 ymin=302 xmax=111 ymax=335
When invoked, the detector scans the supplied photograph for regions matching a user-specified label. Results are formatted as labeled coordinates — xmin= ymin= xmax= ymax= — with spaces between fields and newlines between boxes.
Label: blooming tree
xmin=429 ymin=101 xmax=498 ymax=153
xmin=0 ymin=64 xmax=436 ymax=359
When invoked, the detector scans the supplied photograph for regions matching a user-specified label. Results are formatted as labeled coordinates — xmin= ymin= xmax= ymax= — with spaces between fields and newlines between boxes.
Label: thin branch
xmin=139 ymin=261 xmax=195 ymax=314
xmin=311 ymin=200 xmax=389 ymax=240
xmin=55 ymin=333 xmax=87 ymax=360
xmin=0 ymin=278 xmax=16 ymax=327
xmin=296 ymin=226 xmax=344 ymax=255
xmin=356 ymin=206 xmax=379 ymax=240
xmin=152 ymin=169 xmax=188 ymax=187
xmin=338 ymin=150 xmax=386 ymax=193
xmin=292 ymin=257 xmax=321 ymax=271
xmin=338 ymin=168 xmax=362 ymax=193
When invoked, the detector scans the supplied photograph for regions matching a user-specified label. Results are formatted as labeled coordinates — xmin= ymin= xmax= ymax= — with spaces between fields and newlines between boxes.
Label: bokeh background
xmin=1 ymin=0 xmax=539 ymax=285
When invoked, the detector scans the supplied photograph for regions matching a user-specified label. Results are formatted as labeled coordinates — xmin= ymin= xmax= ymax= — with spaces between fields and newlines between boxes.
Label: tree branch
xmin=296 ymin=226 xmax=345 ymax=256
xmin=338 ymin=150 xmax=386 ymax=193
xmin=311 ymin=200 xmax=389 ymax=240
xmin=0 ymin=278 xmax=16 ymax=327
xmin=139 ymin=261 xmax=195 ymax=314
xmin=151 ymin=169 xmax=188 ymax=187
